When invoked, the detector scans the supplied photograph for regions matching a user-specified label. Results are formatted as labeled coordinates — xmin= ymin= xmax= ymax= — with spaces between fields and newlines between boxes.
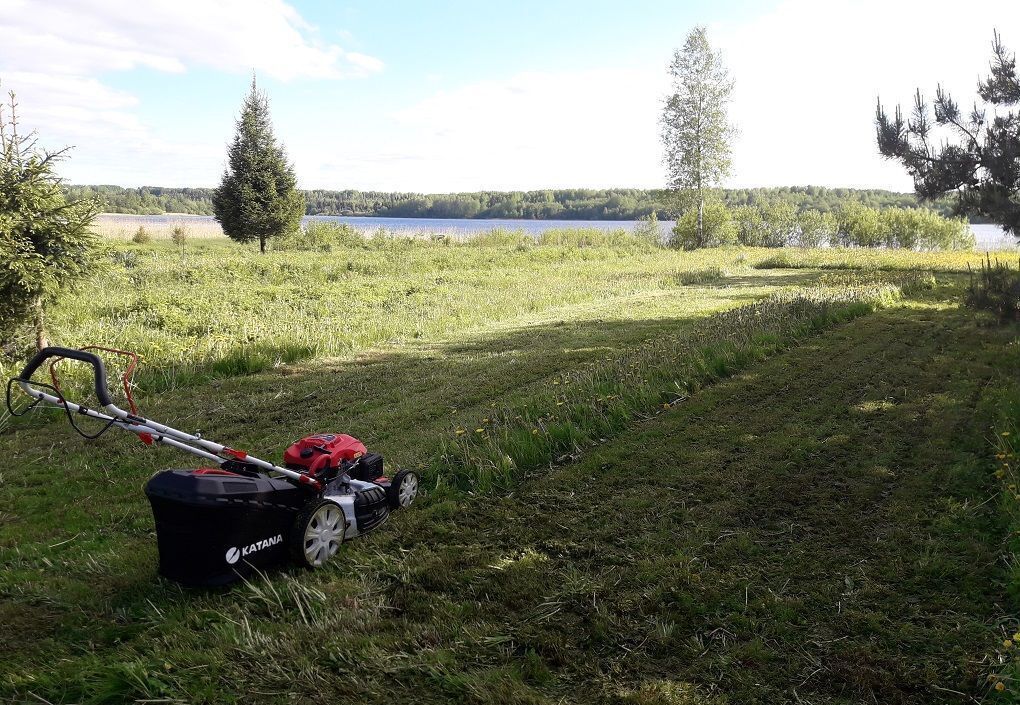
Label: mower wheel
xmin=387 ymin=469 xmax=419 ymax=510
xmin=291 ymin=499 xmax=345 ymax=569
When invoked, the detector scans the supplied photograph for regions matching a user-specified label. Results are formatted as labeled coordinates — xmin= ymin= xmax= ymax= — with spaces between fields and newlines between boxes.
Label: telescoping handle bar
xmin=13 ymin=346 xmax=323 ymax=491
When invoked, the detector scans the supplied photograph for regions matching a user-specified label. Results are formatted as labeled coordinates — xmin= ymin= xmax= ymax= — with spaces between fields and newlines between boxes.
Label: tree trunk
xmin=33 ymin=296 xmax=48 ymax=350
xmin=697 ymin=197 xmax=704 ymax=247
xmin=259 ymin=236 xmax=266 ymax=254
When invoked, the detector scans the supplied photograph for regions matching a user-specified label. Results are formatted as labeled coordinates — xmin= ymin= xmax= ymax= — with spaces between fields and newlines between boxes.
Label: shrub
xmin=966 ymin=256 xmax=1020 ymax=322
xmin=757 ymin=199 xmax=798 ymax=247
xmin=633 ymin=210 xmax=664 ymax=246
xmin=835 ymin=201 xmax=883 ymax=247
xmin=275 ymin=221 xmax=365 ymax=251
xmin=732 ymin=205 xmax=768 ymax=247
xmin=671 ymin=200 xmax=737 ymax=249
xmin=132 ymin=226 xmax=152 ymax=244
xmin=171 ymin=226 xmax=188 ymax=246
xmin=796 ymin=210 xmax=836 ymax=248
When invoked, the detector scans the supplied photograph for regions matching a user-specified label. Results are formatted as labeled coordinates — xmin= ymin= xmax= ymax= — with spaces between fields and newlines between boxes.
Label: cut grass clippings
xmin=433 ymin=280 xmax=902 ymax=492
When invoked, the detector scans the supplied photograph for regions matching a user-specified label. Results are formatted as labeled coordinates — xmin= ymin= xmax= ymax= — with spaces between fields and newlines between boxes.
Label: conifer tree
xmin=213 ymin=77 xmax=305 ymax=253
xmin=876 ymin=31 xmax=1020 ymax=238
xmin=0 ymin=90 xmax=100 ymax=349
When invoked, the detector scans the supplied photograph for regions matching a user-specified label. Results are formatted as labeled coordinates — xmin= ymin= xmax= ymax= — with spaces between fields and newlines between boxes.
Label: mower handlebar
xmin=19 ymin=346 xmax=114 ymax=407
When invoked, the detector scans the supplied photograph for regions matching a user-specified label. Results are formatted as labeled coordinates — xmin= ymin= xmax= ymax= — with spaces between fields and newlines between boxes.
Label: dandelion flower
xmin=1005 ymin=639 xmax=1014 ymax=648
xmin=996 ymin=682 xmax=1006 ymax=692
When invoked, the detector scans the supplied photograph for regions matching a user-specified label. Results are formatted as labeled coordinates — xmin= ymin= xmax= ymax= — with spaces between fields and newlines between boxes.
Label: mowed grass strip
xmin=1 ymin=280 xmax=1013 ymax=703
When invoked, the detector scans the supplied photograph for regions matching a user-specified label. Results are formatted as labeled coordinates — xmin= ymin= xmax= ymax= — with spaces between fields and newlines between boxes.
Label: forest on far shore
xmin=66 ymin=184 xmax=961 ymax=220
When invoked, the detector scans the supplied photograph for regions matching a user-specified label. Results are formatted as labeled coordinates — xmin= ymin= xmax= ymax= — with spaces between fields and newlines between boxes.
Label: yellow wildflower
xmin=996 ymin=681 xmax=1006 ymax=692
xmin=1005 ymin=639 xmax=1014 ymax=649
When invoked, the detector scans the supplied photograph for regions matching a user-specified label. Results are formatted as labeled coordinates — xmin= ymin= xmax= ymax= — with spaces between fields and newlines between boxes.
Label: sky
xmin=0 ymin=0 xmax=1017 ymax=193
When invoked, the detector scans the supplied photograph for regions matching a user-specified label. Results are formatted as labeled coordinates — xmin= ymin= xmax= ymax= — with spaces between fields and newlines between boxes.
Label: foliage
xmin=0 ymin=90 xmax=100 ymax=348
xmin=131 ymin=226 xmax=151 ymax=244
xmin=966 ymin=255 xmax=1020 ymax=321
xmin=66 ymin=183 xmax=963 ymax=220
xmin=661 ymin=26 xmax=736 ymax=243
xmin=670 ymin=197 xmax=736 ymax=249
xmin=633 ymin=210 xmax=663 ymax=245
xmin=212 ymin=78 xmax=305 ymax=253
xmin=834 ymin=200 xmax=884 ymax=247
xmin=170 ymin=226 xmax=188 ymax=246
xmin=274 ymin=221 xmax=366 ymax=251
xmin=877 ymin=30 xmax=1020 ymax=239
xmin=795 ymin=210 xmax=836 ymax=248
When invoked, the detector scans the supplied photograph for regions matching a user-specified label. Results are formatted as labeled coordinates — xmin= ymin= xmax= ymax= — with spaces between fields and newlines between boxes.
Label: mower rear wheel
xmin=387 ymin=469 xmax=419 ymax=510
xmin=291 ymin=499 xmax=345 ymax=569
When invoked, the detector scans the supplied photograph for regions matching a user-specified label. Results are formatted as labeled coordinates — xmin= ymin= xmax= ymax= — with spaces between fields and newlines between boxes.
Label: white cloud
xmin=717 ymin=0 xmax=1020 ymax=190
xmin=0 ymin=0 xmax=384 ymax=81
xmin=296 ymin=68 xmax=665 ymax=192
xmin=0 ymin=0 xmax=383 ymax=186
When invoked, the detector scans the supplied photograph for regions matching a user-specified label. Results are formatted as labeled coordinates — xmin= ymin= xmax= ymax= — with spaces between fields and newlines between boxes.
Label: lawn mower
xmin=6 ymin=345 xmax=419 ymax=586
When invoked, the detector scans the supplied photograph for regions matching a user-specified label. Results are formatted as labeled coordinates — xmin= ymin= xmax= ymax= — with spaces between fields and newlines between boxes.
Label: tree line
xmin=64 ymin=183 xmax=955 ymax=220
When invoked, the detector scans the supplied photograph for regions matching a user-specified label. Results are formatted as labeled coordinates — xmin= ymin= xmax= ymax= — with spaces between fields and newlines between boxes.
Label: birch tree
xmin=661 ymin=26 xmax=736 ymax=248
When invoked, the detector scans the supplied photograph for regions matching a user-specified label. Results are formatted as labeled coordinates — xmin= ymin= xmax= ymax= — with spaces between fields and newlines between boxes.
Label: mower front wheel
xmin=291 ymin=499 xmax=346 ymax=569
xmin=387 ymin=469 xmax=419 ymax=510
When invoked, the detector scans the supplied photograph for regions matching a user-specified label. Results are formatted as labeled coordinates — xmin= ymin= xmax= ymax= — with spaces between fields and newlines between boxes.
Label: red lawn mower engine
xmin=146 ymin=433 xmax=419 ymax=586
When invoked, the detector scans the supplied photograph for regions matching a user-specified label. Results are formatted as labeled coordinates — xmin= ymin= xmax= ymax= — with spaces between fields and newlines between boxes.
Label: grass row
xmin=429 ymin=279 xmax=907 ymax=492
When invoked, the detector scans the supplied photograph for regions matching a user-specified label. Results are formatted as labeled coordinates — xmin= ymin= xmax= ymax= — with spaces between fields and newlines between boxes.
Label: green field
xmin=1 ymin=236 xmax=1019 ymax=703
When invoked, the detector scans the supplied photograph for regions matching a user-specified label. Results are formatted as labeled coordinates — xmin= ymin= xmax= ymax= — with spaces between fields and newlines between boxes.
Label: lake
xmin=95 ymin=213 xmax=1017 ymax=250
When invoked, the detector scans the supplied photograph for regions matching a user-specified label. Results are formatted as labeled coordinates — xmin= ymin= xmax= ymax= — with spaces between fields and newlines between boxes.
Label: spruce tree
xmin=0 ymin=90 xmax=100 ymax=349
xmin=213 ymin=78 xmax=305 ymax=253
xmin=661 ymin=26 xmax=736 ymax=249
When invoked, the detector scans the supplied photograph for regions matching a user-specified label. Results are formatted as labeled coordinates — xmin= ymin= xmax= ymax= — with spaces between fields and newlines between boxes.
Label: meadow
xmin=1 ymin=231 xmax=1019 ymax=703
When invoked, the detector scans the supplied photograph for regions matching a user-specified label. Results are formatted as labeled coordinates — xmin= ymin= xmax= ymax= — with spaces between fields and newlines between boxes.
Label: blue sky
xmin=1 ymin=0 xmax=1017 ymax=191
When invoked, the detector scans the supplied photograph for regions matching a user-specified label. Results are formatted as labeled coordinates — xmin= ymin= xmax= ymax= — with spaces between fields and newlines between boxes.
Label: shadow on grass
xmin=1 ymin=281 xmax=1012 ymax=704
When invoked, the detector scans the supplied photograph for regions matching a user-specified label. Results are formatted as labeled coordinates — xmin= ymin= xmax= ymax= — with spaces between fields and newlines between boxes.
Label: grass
xmin=1 ymin=235 xmax=1019 ymax=703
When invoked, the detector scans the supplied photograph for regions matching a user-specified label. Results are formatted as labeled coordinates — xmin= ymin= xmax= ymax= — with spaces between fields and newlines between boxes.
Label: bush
xmin=795 ymin=210 xmax=836 ymax=248
xmin=966 ymin=256 xmax=1020 ymax=322
xmin=758 ymin=200 xmax=798 ymax=247
xmin=275 ymin=221 xmax=365 ymax=251
xmin=671 ymin=200 xmax=737 ymax=249
xmin=835 ymin=201 xmax=883 ymax=247
xmin=171 ymin=226 xmax=188 ymax=246
xmin=132 ymin=226 xmax=152 ymax=244
xmin=732 ymin=205 xmax=768 ymax=247
xmin=633 ymin=210 xmax=664 ymax=246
